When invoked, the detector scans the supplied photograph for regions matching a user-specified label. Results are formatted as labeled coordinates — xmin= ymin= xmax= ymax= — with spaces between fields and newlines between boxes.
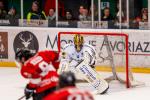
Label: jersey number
xmin=31 ymin=56 xmax=55 ymax=72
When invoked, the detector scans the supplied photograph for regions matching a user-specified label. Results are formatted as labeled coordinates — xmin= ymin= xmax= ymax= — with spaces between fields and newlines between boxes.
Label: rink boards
xmin=0 ymin=27 xmax=150 ymax=73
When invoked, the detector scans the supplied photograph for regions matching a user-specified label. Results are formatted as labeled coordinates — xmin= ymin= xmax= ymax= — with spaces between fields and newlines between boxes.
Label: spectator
xmin=0 ymin=1 xmax=7 ymax=19
xmin=132 ymin=8 xmax=148 ymax=29
xmin=6 ymin=7 xmax=20 ymax=26
xmin=79 ymin=5 xmax=84 ymax=15
xmin=115 ymin=3 xmax=125 ymax=23
xmin=102 ymin=7 xmax=113 ymax=21
xmin=47 ymin=8 xmax=56 ymax=27
xmin=78 ymin=6 xmax=91 ymax=21
xmin=62 ymin=0 xmax=80 ymax=19
xmin=134 ymin=8 xmax=148 ymax=23
xmin=27 ymin=1 xmax=46 ymax=22
xmin=140 ymin=8 xmax=148 ymax=22
xmin=47 ymin=8 xmax=56 ymax=21
xmin=64 ymin=10 xmax=74 ymax=21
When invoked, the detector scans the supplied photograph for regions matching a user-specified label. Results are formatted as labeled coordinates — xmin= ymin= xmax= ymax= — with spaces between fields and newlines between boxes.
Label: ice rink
xmin=0 ymin=67 xmax=150 ymax=100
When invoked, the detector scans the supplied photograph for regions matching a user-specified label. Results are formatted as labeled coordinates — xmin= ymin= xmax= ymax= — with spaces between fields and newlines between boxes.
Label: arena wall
xmin=0 ymin=27 xmax=150 ymax=73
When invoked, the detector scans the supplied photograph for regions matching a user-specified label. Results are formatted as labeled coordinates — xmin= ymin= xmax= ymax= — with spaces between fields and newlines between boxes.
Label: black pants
xmin=33 ymin=87 xmax=56 ymax=100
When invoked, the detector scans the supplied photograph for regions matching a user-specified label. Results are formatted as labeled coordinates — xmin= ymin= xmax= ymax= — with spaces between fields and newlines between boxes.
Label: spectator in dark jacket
xmin=27 ymin=1 xmax=46 ymax=22
xmin=0 ymin=1 xmax=7 ymax=19
xmin=6 ymin=7 xmax=20 ymax=26
xmin=64 ymin=10 xmax=75 ymax=21
xmin=102 ymin=7 xmax=114 ymax=21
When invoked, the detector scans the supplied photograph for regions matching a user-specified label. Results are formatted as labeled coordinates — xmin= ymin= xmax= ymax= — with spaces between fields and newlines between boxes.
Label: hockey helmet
xmin=58 ymin=71 xmax=76 ymax=88
xmin=73 ymin=34 xmax=84 ymax=52
xmin=15 ymin=48 xmax=35 ymax=64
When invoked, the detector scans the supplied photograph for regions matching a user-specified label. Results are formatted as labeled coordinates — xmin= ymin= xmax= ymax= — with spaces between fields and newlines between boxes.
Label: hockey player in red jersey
xmin=15 ymin=49 xmax=60 ymax=100
xmin=44 ymin=71 xmax=94 ymax=100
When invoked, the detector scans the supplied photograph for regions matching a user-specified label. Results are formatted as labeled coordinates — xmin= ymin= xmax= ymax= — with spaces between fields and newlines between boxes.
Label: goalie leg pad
xmin=75 ymin=61 xmax=109 ymax=94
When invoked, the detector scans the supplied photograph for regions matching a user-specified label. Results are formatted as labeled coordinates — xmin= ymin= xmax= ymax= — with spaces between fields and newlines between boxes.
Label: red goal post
xmin=57 ymin=32 xmax=129 ymax=88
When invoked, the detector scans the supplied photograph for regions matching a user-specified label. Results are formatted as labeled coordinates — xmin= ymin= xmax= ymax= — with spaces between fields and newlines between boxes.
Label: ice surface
xmin=0 ymin=67 xmax=149 ymax=100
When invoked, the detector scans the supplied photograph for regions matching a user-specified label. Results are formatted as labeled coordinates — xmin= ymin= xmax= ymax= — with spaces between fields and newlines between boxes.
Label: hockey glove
xmin=24 ymin=85 xmax=35 ymax=99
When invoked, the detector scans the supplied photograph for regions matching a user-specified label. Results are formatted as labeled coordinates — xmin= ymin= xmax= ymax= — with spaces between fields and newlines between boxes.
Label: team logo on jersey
xmin=13 ymin=31 xmax=39 ymax=53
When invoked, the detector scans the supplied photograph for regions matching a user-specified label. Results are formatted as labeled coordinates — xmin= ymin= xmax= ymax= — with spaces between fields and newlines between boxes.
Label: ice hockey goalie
xmin=58 ymin=34 xmax=109 ymax=94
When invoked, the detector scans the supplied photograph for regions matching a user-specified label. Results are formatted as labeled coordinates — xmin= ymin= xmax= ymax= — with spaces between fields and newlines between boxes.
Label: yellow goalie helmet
xmin=73 ymin=34 xmax=84 ymax=52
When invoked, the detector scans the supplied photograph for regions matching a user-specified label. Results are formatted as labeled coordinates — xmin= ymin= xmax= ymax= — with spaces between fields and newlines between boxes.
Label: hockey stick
xmin=18 ymin=95 xmax=25 ymax=100
xmin=15 ymin=61 xmax=22 ymax=69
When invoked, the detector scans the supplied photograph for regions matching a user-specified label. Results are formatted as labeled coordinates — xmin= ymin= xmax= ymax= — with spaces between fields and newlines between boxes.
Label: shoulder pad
xmin=83 ymin=43 xmax=96 ymax=55
xmin=84 ymin=43 xmax=95 ymax=50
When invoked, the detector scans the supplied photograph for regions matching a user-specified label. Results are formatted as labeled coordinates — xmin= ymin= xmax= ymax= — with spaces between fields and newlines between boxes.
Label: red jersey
xmin=21 ymin=50 xmax=60 ymax=93
xmin=44 ymin=86 xmax=94 ymax=100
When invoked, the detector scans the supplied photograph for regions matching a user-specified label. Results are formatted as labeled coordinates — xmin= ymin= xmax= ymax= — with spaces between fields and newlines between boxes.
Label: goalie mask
xmin=73 ymin=34 xmax=84 ymax=52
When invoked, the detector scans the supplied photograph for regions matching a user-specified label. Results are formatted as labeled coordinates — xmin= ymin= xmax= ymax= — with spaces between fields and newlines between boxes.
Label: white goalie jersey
xmin=63 ymin=43 xmax=96 ymax=65
xmin=58 ymin=43 xmax=96 ymax=74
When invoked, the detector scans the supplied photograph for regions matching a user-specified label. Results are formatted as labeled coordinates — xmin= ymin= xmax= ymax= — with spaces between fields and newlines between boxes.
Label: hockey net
xmin=58 ymin=32 xmax=143 ymax=88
